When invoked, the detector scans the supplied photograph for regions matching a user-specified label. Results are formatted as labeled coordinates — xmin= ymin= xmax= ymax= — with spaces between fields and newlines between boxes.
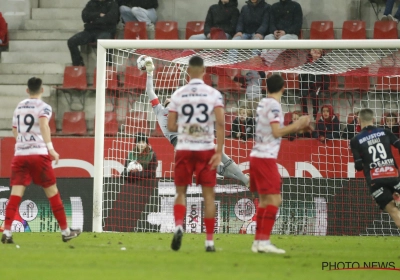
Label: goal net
xmin=93 ymin=39 xmax=400 ymax=236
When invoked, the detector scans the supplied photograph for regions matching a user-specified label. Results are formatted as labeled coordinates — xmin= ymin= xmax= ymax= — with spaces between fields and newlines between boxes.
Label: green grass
xmin=2 ymin=233 xmax=400 ymax=280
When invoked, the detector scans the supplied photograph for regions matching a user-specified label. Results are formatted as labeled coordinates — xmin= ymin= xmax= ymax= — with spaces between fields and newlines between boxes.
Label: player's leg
xmin=373 ymin=184 xmax=400 ymax=229
xmin=384 ymin=203 xmax=400 ymax=228
xmin=1 ymin=185 xmax=25 ymax=244
xmin=217 ymin=153 xmax=249 ymax=187
xmin=202 ymin=187 xmax=216 ymax=252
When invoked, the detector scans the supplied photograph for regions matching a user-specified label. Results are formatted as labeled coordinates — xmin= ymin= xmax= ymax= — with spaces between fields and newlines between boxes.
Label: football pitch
xmin=2 ymin=233 xmax=399 ymax=280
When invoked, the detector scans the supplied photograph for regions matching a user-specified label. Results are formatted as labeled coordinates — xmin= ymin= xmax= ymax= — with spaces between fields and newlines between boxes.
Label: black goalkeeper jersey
xmin=350 ymin=125 xmax=400 ymax=185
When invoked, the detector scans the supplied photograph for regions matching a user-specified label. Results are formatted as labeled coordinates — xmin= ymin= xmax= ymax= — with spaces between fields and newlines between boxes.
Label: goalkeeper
xmin=141 ymin=56 xmax=250 ymax=187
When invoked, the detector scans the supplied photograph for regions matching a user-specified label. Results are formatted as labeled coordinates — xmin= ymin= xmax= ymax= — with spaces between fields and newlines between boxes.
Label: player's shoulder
xmin=262 ymin=97 xmax=281 ymax=108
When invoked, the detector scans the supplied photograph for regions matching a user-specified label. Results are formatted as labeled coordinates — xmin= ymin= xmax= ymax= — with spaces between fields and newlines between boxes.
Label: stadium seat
xmin=210 ymin=27 xmax=227 ymax=40
xmin=155 ymin=21 xmax=179 ymax=40
xmin=342 ymin=20 xmax=366 ymax=39
xmin=310 ymin=21 xmax=334 ymax=40
xmin=62 ymin=112 xmax=87 ymax=136
xmin=373 ymin=21 xmax=398 ymax=39
xmin=224 ymin=114 xmax=236 ymax=137
xmin=185 ymin=21 xmax=205 ymax=39
xmin=123 ymin=66 xmax=147 ymax=91
xmin=0 ymin=22 xmax=9 ymax=47
xmin=60 ymin=66 xmax=87 ymax=90
xmin=154 ymin=66 xmax=180 ymax=90
xmin=284 ymin=112 xmax=293 ymax=126
xmin=93 ymin=112 xmax=119 ymax=136
xmin=124 ymin=21 xmax=148 ymax=39
xmin=341 ymin=67 xmax=370 ymax=105
xmin=49 ymin=113 xmax=57 ymax=135
xmin=93 ymin=67 xmax=118 ymax=90
xmin=124 ymin=111 xmax=150 ymax=135
xmin=280 ymin=72 xmax=299 ymax=90
xmin=375 ymin=67 xmax=400 ymax=91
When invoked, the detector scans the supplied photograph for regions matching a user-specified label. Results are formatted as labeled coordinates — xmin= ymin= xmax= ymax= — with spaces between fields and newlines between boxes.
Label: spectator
xmin=299 ymin=49 xmax=330 ymax=120
xmin=121 ymin=133 xmax=158 ymax=184
xmin=261 ymin=0 xmax=302 ymax=65
xmin=0 ymin=12 xmax=7 ymax=44
xmin=233 ymin=0 xmax=270 ymax=40
xmin=189 ymin=0 xmax=239 ymax=40
xmin=316 ymin=105 xmax=340 ymax=143
xmin=381 ymin=113 xmax=400 ymax=137
xmin=67 ymin=0 xmax=119 ymax=66
xmin=341 ymin=112 xmax=361 ymax=140
xmin=231 ymin=106 xmax=255 ymax=141
xmin=118 ymin=0 xmax=158 ymax=30
xmin=381 ymin=0 xmax=400 ymax=23
xmin=287 ymin=111 xmax=312 ymax=141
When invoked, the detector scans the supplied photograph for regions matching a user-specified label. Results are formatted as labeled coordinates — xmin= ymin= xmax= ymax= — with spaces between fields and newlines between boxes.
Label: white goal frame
xmin=93 ymin=39 xmax=400 ymax=232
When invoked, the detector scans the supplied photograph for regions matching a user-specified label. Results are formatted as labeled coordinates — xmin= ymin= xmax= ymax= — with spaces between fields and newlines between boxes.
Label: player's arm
xmin=350 ymin=138 xmax=363 ymax=171
xmin=167 ymin=111 xmax=178 ymax=132
xmin=270 ymin=116 xmax=310 ymax=138
xmin=12 ymin=128 xmax=17 ymax=140
xmin=39 ymin=117 xmax=59 ymax=164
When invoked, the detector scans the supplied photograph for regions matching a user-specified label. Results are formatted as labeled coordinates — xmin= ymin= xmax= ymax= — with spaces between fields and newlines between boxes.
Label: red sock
xmin=4 ymin=195 xmax=21 ymax=230
xmin=173 ymin=204 xmax=186 ymax=226
xmin=262 ymin=205 xmax=279 ymax=240
xmin=48 ymin=193 xmax=68 ymax=230
xmin=204 ymin=218 xmax=215 ymax=241
xmin=255 ymin=207 xmax=266 ymax=240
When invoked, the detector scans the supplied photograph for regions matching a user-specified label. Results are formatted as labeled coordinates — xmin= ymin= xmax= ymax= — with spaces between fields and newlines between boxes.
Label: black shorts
xmin=370 ymin=178 xmax=400 ymax=210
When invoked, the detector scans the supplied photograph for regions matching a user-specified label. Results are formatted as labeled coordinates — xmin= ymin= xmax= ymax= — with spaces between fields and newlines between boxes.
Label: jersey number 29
xmin=368 ymin=143 xmax=387 ymax=162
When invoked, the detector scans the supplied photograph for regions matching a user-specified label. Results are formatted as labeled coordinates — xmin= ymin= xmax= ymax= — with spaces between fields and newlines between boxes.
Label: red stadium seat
xmin=123 ymin=66 xmax=147 ymax=91
xmin=154 ymin=66 xmax=180 ymax=90
xmin=62 ymin=112 xmax=87 ymax=136
xmin=124 ymin=21 xmax=148 ymax=39
xmin=225 ymin=114 xmax=237 ymax=137
xmin=210 ymin=27 xmax=227 ymax=40
xmin=60 ymin=66 xmax=87 ymax=90
xmin=375 ymin=67 xmax=400 ymax=91
xmin=104 ymin=112 xmax=118 ymax=136
xmin=155 ymin=21 xmax=179 ymax=40
xmin=49 ymin=113 xmax=57 ymax=135
xmin=124 ymin=111 xmax=150 ymax=135
xmin=217 ymin=75 xmax=244 ymax=93
xmin=373 ymin=21 xmax=398 ymax=39
xmin=342 ymin=67 xmax=370 ymax=92
xmin=284 ymin=112 xmax=293 ymax=126
xmin=342 ymin=20 xmax=366 ymax=39
xmin=93 ymin=67 xmax=118 ymax=90
xmin=185 ymin=21 xmax=205 ymax=39
xmin=310 ymin=21 xmax=334 ymax=40
xmin=0 ymin=22 xmax=9 ymax=47
xmin=280 ymin=72 xmax=299 ymax=90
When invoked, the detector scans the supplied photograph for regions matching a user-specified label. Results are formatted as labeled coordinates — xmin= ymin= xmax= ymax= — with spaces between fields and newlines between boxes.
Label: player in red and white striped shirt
xmin=250 ymin=74 xmax=310 ymax=254
xmin=1 ymin=77 xmax=81 ymax=244
xmin=167 ymin=56 xmax=224 ymax=252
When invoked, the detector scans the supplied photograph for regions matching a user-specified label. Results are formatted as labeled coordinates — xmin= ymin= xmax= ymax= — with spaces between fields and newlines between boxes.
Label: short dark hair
xmin=27 ymin=77 xmax=42 ymax=93
xmin=267 ymin=74 xmax=284 ymax=94
xmin=359 ymin=108 xmax=374 ymax=122
xmin=188 ymin=56 xmax=204 ymax=67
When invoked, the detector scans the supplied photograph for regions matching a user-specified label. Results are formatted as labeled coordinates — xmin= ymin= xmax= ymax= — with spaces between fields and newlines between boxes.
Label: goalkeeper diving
xmin=139 ymin=55 xmax=250 ymax=187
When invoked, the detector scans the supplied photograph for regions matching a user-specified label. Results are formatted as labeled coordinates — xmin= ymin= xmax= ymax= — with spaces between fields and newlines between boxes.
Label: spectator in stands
xmin=299 ymin=49 xmax=330 ymax=120
xmin=0 ymin=12 xmax=7 ymax=44
xmin=121 ymin=133 xmax=158 ymax=184
xmin=341 ymin=112 xmax=360 ymax=140
xmin=316 ymin=105 xmax=340 ymax=143
xmin=231 ymin=106 xmax=255 ymax=141
xmin=189 ymin=0 xmax=239 ymax=40
xmin=67 ymin=0 xmax=119 ymax=66
xmin=233 ymin=0 xmax=270 ymax=41
xmin=118 ymin=0 xmax=158 ymax=31
xmin=381 ymin=0 xmax=400 ymax=23
xmin=381 ymin=113 xmax=400 ymax=137
xmin=287 ymin=111 xmax=312 ymax=141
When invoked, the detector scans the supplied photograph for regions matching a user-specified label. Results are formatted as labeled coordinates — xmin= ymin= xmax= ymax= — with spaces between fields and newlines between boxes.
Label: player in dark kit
xmin=350 ymin=108 xmax=400 ymax=229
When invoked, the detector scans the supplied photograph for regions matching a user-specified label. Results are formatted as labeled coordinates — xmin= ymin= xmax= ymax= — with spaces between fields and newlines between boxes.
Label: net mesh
xmin=99 ymin=47 xmax=400 ymax=235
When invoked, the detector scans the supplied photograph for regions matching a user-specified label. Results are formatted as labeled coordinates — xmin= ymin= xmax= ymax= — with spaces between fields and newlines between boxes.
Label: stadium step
xmin=0 ymin=63 xmax=65 ymax=75
xmin=9 ymin=41 xmax=69 ymax=52
xmin=1 ymin=52 xmax=72 ymax=64
xmin=40 ymin=0 xmax=87 ymax=8
xmin=0 ymin=119 xmax=13 ymax=131
xmin=0 ymin=74 xmax=62 ymax=85
xmin=0 ymin=85 xmax=52 ymax=97
xmin=32 ymin=8 xmax=82 ymax=20
xmin=9 ymin=30 xmax=79 ymax=40
xmin=23 ymin=20 xmax=83 ymax=30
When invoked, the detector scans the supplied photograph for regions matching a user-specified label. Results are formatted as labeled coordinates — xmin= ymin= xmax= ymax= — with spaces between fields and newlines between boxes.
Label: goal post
xmin=93 ymin=39 xmax=400 ymax=235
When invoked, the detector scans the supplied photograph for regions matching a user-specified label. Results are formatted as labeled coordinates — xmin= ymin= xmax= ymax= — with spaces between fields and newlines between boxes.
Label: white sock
xmin=61 ymin=228 xmax=70 ymax=236
xmin=3 ymin=230 xmax=12 ymax=237
xmin=205 ymin=240 xmax=214 ymax=247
